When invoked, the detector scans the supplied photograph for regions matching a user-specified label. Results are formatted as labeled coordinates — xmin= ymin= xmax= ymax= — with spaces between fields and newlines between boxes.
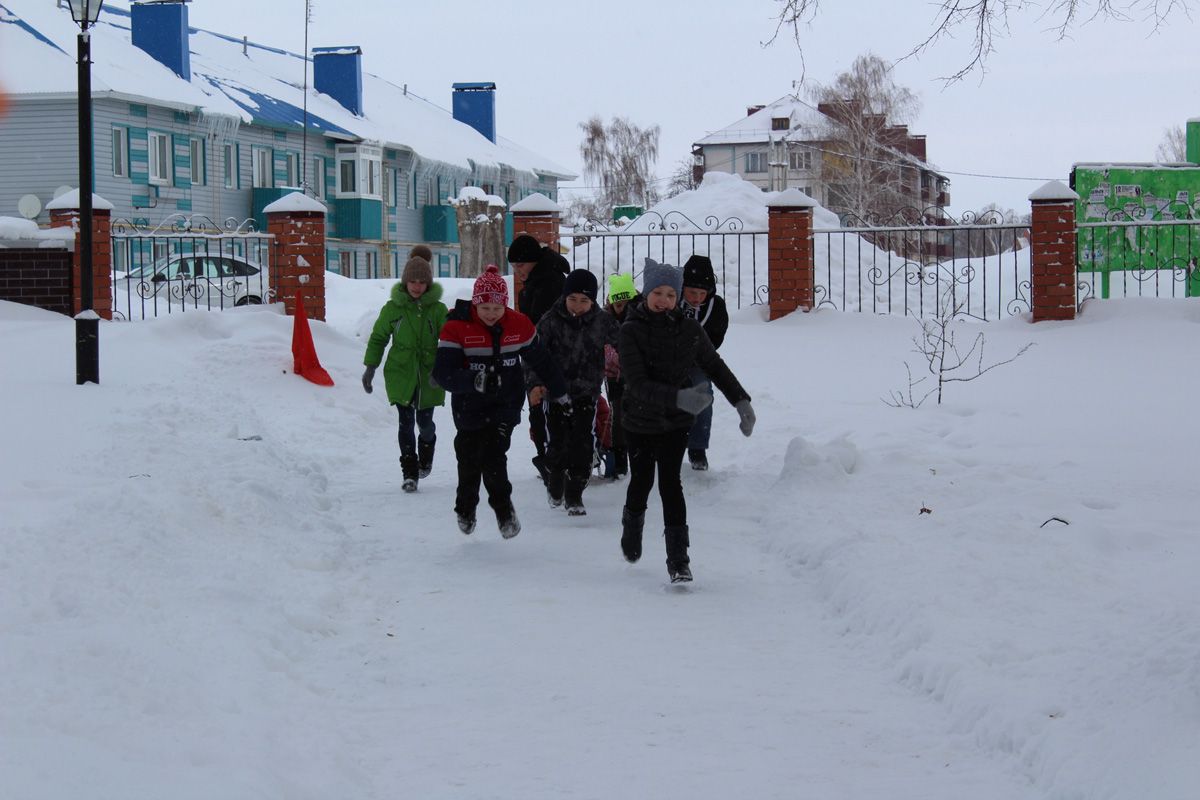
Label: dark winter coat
xmin=432 ymin=299 xmax=567 ymax=431
xmin=363 ymin=281 xmax=448 ymax=408
xmin=681 ymin=293 xmax=729 ymax=350
xmin=618 ymin=299 xmax=749 ymax=435
xmin=517 ymin=247 xmax=570 ymax=323
xmin=528 ymin=297 xmax=621 ymax=399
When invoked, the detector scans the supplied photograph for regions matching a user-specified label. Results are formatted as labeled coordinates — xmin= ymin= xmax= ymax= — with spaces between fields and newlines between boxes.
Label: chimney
xmin=452 ymin=83 xmax=496 ymax=143
xmin=313 ymin=46 xmax=364 ymax=116
xmin=746 ymin=104 xmax=766 ymax=117
xmin=130 ymin=0 xmax=191 ymax=80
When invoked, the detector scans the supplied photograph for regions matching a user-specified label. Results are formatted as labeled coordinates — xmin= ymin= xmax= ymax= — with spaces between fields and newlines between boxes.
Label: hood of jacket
xmin=390 ymin=280 xmax=444 ymax=308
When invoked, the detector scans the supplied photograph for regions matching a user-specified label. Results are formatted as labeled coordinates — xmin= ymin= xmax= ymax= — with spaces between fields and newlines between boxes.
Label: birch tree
xmin=579 ymin=116 xmax=661 ymax=215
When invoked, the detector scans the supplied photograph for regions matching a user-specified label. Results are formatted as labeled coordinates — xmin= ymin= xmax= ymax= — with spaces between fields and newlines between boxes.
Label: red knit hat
xmin=472 ymin=264 xmax=508 ymax=306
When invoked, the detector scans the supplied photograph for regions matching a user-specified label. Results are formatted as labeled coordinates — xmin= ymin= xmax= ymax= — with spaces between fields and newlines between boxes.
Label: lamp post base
xmin=75 ymin=317 xmax=99 ymax=385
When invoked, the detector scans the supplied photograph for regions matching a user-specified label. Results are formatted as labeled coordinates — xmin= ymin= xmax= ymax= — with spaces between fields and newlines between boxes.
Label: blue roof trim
xmin=0 ymin=2 xmax=68 ymax=55
xmin=199 ymin=74 xmax=355 ymax=136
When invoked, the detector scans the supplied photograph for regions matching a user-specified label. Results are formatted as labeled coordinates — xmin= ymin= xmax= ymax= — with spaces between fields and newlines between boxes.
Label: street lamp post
xmin=69 ymin=0 xmax=103 ymax=385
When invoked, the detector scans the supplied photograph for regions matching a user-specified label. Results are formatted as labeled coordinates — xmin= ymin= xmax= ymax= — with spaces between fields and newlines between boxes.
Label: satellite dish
xmin=53 ymin=185 xmax=73 ymax=199
xmin=17 ymin=194 xmax=42 ymax=220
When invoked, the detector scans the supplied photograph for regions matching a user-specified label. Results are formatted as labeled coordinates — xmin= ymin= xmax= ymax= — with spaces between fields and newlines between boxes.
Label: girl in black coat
xmin=618 ymin=261 xmax=756 ymax=583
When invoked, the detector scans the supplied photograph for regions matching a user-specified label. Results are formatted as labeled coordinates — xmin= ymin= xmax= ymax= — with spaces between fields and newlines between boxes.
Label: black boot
xmin=564 ymin=473 xmax=588 ymax=516
xmin=664 ymin=525 xmax=692 ymax=582
xmin=621 ymin=507 xmax=645 ymax=563
xmin=495 ymin=503 xmax=521 ymax=539
xmin=546 ymin=469 xmax=565 ymax=508
xmin=400 ymin=454 xmax=419 ymax=493
xmin=688 ymin=449 xmax=708 ymax=471
xmin=417 ymin=437 xmax=436 ymax=479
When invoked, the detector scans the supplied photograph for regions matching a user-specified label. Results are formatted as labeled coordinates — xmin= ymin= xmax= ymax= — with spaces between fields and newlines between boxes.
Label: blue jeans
xmin=397 ymin=404 xmax=436 ymax=458
xmin=686 ymin=368 xmax=713 ymax=451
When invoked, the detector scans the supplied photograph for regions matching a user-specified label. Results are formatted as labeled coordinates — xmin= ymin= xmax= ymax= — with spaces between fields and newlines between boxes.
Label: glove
xmin=552 ymin=395 xmax=573 ymax=420
xmin=361 ymin=366 xmax=376 ymax=394
xmin=735 ymin=399 xmax=756 ymax=437
xmin=473 ymin=368 xmax=502 ymax=394
xmin=675 ymin=386 xmax=713 ymax=415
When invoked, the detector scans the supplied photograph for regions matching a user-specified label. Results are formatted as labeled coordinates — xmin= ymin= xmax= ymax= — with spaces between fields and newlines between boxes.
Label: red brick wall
xmin=0 ymin=248 xmax=74 ymax=315
xmin=49 ymin=208 xmax=113 ymax=319
xmin=267 ymin=210 xmax=327 ymax=321
xmin=1029 ymin=201 xmax=1077 ymax=322
xmin=767 ymin=206 xmax=815 ymax=320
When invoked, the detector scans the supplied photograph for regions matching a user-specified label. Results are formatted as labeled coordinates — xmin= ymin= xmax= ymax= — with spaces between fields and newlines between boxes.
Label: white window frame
xmin=223 ymin=143 xmax=237 ymax=189
xmin=284 ymin=152 xmax=300 ymax=187
xmin=788 ymin=149 xmax=812 ymax=171
xmin=744 ymin=152 xmax=767 ymax=174
xmin=311 ymin=155 xmax=325 ymax=198
xmin=335 ymin=144 xmax=383 ymax=200
xmin=190 ymin=138 xmax=205 ymax=185
xmin=112 ymin=127 xmax=128 ymax=178
xmin=148 ymin=131 xmax=171 ymax=186
xmin=384 ymin=167 xmax=396 ymax=208
xmin=251 ymin=146 xmax=272 ymax=188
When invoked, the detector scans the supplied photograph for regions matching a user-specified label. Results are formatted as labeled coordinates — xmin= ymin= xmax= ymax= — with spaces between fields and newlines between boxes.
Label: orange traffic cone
xmin=291 ymin=290 xmax=333 ymax=386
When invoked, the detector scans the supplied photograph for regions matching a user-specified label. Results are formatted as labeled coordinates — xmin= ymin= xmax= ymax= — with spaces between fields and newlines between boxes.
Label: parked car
xmin=112 ymin=254 xmax=273 ymax=320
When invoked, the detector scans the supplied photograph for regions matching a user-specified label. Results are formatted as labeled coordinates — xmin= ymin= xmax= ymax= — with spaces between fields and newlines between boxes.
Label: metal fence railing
xmin=1077 ymin=219 xmax=1200 ymax=304
xmin=111 ymin=215 xmax=276 ymax=321
xmin=811 ymin=219 xmax=1031 ymax=321
xmin=565 ymin=211 xmax=767 ymax=310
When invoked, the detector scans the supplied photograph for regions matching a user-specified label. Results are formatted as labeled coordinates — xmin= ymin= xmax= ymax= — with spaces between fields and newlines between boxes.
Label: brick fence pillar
xmin=509 ymin=192 xmax=562 ymax=306
xmin=1029 ymin=180 xmax=1080 ymax=322
xmin=265 ymin=192 xmax=328 ymax=321
xmin=46 ymin=190 xmax=114 ymax=320
xmin=767 ymin=189 xmax=817 ymax=320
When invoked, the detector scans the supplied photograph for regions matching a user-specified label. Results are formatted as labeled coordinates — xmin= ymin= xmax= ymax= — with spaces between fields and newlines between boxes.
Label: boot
xmin=400 ymin=454 xmax=419 ymax=493
xmin=688 ymin=449 xmax=709 ymax=471
xmin=620 ymin=507 xmax=645 ymax=563
xmin=531 ymin=455 xmax=551 ymax=486
xmin=456 ymin=512 xmax=476 ymax=535
xmin=664 ymin=525 xmax=692 ymax=583
xmin=564 ymin=474 xmax=587 ymax=516
xmin=417 ymin=437 xmax=436 ymax=479
xmin=495 ymin=504 xmax=521 ymax=539
xmin=546 ymin=469 xmax=565 ymax=508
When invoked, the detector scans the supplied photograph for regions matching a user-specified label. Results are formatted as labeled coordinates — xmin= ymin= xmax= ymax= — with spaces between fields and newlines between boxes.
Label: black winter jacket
xmin=618 ymin=299 xmax=749 ymax=435
xmin=681 ymin=294 xmax=729 ymax=350
xmin=528 ymin=297 xmax=620 ymax=399
xmin=517 ymin=247 xmax=570 ymax=323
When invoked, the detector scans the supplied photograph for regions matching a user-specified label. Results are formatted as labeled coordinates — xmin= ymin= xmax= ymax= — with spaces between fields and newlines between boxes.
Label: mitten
xmin=735 ymin=399 xmax=756 ymax=437
xmin=675 ymin=386 xmax=713 ymax=415
xmin=361 ymin=365 xmax=376 ymax=394
xmin=474 ymin=369 xmax=501 ymax=394
xmin=552 ymin=395 xmax=573 ymax=420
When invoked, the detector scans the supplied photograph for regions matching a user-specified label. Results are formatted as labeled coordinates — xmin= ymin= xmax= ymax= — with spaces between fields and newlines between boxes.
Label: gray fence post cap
xmin=511 ymin=193 xmax=562 ymax=213
xmin=264 ymin=192 xmax=327 ymax=214
xmin=1029 ymin=180 xmax=1079 ymax=202
xmin=767 ymin=188 xmax=818 ymax=208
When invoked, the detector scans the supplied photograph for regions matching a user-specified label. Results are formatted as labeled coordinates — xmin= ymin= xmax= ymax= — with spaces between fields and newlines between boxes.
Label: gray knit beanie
xmin=640 ymin=257 xmax=683 ymax=296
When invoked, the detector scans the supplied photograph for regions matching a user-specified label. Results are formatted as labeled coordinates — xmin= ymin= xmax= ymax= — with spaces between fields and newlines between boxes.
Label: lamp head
xmin=67 ymin=0 xmax=104 ymax=27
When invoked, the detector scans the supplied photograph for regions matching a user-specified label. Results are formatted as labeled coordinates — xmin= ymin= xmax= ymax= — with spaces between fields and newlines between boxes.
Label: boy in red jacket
xmin=432 ymin=265 xmax=569 ymax=538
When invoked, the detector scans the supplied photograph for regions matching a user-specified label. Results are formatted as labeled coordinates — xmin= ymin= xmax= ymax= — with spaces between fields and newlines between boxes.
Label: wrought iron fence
xmin=811 ymin=209 xmax=1031 ymax=321
xmin=1076 ymin=217 xmax=1200 ymax=303
xmin=110 ymin=215 xmax=276 ymax=321
xmin=565 ymin=211 xmax=767 ymax=309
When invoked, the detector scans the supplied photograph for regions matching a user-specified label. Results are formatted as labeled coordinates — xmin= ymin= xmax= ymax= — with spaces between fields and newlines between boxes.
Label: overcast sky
xmin=110 ymin=0 xmax=1199 ymax=215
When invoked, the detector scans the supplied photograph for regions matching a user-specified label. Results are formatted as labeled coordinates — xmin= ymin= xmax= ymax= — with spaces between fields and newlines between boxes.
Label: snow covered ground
xmin=3 ymin=278 xmax=1198 ymax=799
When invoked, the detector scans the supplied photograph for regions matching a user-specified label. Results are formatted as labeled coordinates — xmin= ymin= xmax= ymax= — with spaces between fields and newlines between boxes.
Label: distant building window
xmin=251 ymin=146 xmax=272 ymax=188
xmin=223 ymin=143 xmax=237 ymax=189
xmin=112 ymin=127 xmax=128 ymax=178
xmin=788 ymin=149 xmax=812 ymax=171
xmin=190 ymin=139 xmax=205 ymax=185
xmin=339 ymin=159 xmax=356 ymax=194
xmin=771 ymin=117 xmax=790 ymax=131
xmin=745 ymin=152 xmax=767 ymax=173
xmin=312 ymin=156 xmax=325 ymax=198
xmin=148 ymin=131 xmax=170 ymax=186
xmin=284 ymin=152 xmax=300 ymax=187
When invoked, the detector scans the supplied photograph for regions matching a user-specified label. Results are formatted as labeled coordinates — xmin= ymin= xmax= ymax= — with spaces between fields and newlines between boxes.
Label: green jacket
xmin=364 ymin=281 xmax=448 ymax=408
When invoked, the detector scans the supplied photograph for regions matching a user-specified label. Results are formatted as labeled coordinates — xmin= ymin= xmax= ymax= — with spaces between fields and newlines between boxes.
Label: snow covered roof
xmin=0 ymin=1 xmax=576 ymax=180
xmin=694 ymin=93 xmax=945 ymax=179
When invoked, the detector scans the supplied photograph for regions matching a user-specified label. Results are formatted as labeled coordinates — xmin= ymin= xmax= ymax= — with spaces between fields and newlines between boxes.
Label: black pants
xmin=607 ymin=378 xmax=627 ymax=473
xmin=453 ymin=424 xmax=514 ymax=517
xmin=396 ymin=404 xmax=435 ymax=458
xmin=547 ymin=396 xmax=597 ymax=499
xmin=623 ymin=427 xmax=689 ymax=527
xmin=529 ymin=402 xmax=548 ymax=459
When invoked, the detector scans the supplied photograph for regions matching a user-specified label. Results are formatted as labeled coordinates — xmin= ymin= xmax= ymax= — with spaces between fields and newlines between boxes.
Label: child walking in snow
xmin=362 ymin=255 xmax=448 ymax=493
xmin=679 ymin=255 xmax=731 ymax=472
xmin=432 ymin=265 xmax=569 ymax=538
xmin=617 ymin=261 xmax=756 ymax=583
xmin=526 ymin=269 xmax=620 ymax=516
xmin=603 ymin=272 xmax=638 ymax=479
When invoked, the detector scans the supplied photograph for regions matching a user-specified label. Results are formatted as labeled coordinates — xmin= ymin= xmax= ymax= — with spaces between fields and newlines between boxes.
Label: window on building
xmin=788 ymin=149 xmax=812 ymax=171
xmin=223 ymin=143 xmax=237 ymax=189
xmin=367 ymin=159 xmax=381 ymax=197
xmin=251 ymin=146 xmax=273 ymax=188
xmin=339 ymin=159 xmax=356 ymax=194
xmin=771 ymin=117 xmax=790 ymax=131
xmin=148 ymin=131 xmax=171 ymax=185
xmin=744 ymin=152 xmax=767 ymax=173
xmin=190 ymin=139 xmax=205 ymax=185
xmin=335 ymin=144 xmax=383 ymax=199
xmin=284 ymin=152 xmax=300 ymax=187
xmin=385 ymin=167 xmax=396 ymax=207
xmin=311 ymin=156 xmax=325 ymax=198
xmin=112 ymin=128 xmax=128 ymax=178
